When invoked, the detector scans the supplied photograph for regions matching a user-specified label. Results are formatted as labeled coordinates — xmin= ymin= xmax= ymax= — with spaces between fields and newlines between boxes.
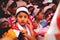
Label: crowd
xmin=0 ymin=0 xmax=60 ymax=40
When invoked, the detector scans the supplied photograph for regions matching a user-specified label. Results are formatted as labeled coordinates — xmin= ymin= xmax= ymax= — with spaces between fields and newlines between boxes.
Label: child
xmin=0 ymin=18 xmax=10 ymax=38
xmin=34 ymin=9 xmax=48 ymax=28
xmin=33 ymin=10 xmax=49 ymax=40
xmin=44 ymin=8 xmax=54 ymax=25
xmin=5 ymin=7 xmax=36 ymax=40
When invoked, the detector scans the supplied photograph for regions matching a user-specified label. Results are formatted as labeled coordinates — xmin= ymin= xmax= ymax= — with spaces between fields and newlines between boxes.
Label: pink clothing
xmin=8 ymin=16 xmax=16 ymax=27
xmin=34 ymin=23 xmax=49 ymax=40
xmin=39 ymin=26 xmax=49 ymax=35
xmin=16 ymin=1 xmax=27 ymax=7
xmin=29 ymin=15 xmax=35 ymax=22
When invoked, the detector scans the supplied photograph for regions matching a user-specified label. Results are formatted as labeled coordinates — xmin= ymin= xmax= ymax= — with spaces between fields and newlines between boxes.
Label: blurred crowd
xmin=0 ymin=0 xmax=60 ymax=40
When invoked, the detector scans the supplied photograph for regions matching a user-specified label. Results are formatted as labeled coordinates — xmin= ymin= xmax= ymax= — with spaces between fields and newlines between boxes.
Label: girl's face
xmin=16 ymin=12 xmax=28 ymax=26
xmin=33 ymin=21 xmax=38 ymax=29
xmin=36 ymin=12 xmax=44 ymax=20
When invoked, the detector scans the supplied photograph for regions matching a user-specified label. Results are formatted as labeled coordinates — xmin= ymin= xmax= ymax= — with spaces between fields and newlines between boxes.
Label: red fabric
xmin=55 ymin=33 xmax=60 ymax=37
xmin=12 ymin=24 xmax=19 ymax=30
xmin=33 ymin=30 xmax=37 ymax=36
xmin=9 ymin=16 xmax=12 ymax=27
xmin=8 ymin=16 xmax=15 ymax=27
xmin=57 ymin=16 xmax=60 ymax=30
xmin=55 ymin=33 xmax=60 ymax=40
xmin=57 ymin=10 xmax=60 ymax=31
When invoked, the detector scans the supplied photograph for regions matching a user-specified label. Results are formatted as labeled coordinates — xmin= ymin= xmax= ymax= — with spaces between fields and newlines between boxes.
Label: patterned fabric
xmin=7 ymin=22 xmax=34 ymax=40
xmin=8 ymin=16 xmax=16 ymax=27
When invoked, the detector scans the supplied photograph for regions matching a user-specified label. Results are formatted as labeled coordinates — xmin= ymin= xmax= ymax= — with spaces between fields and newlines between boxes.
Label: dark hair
xmin=0 ymin=0 xmax=3 ymax=5
xmin=44 ymin=8 xmax=54 ymax=18
xmin=0 ymin=25 xmax=10 ymax=38
xmin=0 ymin=13 xmax=10 ymax=18
xmin=13 ymin=0 xmax=19 ymax=2
xmin=8 ymin=2 xmax=17 ymax=8
xmin=3 ymin=0 xmax=9 ymax=7
xmin=28 ymin=6 xmax=34 ymax=10
xmin=38 ymin=3 xmax=45 ymax=8
xmin=18 ymin=32 xmax=25 ymax=40
xmin=0 ymin=8 xmax=6 ymax=18
xmin=36 ymin=9 xmax=43 ymax=16
xmin=28 ymin=6 xmax=34 ymax=15
xmin=52 ymin=0 xmax=59 ymax=5
xmin=34 ymin=9 xmax=44 ymax=20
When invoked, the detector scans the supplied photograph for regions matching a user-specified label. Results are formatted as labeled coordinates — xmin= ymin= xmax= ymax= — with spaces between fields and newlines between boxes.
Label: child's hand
xmin=27 ymin=19 xmax=33 ymax=29
xmin=20 ymin=29 xmax=28 ymax=37
xmin=20 ymin=29 xmax=27 ymax=34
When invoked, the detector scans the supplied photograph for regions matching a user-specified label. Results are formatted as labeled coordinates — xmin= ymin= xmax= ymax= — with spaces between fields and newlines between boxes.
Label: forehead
xmin=17 ymin=11 xmax=28 ymax=16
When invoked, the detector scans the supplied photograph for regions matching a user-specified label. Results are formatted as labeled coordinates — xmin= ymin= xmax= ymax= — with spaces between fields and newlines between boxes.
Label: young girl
xmin=3 ymin=7 xmax=36 ymax=40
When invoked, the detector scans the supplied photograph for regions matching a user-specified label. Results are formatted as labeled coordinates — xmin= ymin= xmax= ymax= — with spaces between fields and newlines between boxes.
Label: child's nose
xmin=22 ymin=17 xmax=25 ymax=20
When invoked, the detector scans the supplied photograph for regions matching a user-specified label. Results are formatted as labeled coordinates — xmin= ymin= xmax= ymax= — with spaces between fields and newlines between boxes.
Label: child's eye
xmin=19 ymin=16 xmax=22 ymax=18
xmin=24 ymin=16 xmax=27 ymax=18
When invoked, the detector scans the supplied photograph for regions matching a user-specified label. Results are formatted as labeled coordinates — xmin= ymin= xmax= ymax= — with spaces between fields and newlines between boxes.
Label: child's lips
xmin=21 ymin=22 xmax=25 ymax=24
xmin=21 ymin=21 xmax=25 ymax=23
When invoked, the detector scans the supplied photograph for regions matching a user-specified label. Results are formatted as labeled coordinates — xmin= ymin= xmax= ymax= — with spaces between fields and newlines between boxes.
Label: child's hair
xmin=27 ymin=6 xmax=34 ymax=15
xmin=0 ymin=21 xmax=8 ymax=25
xmin=0 ymin=27 xmax=10 ymax=38
xmin=8 ymin=2 xmax=17 ymax=8
xmin=0 ymin=18 xmax=8 ymax=25
xmin=34 ymin=9 xmax=44 ymax=20
xmin=44 ymin=8 xmax=54 ymax=19
xmin=28 ymin=6 xmax=34 ymax=10
xmin=3 ymin=0 xmax=9 ymax=7
xmin=35 ymin=9 xmax=44 ymax=16
xmin=0 ymin=0 xmax=3 ymax=5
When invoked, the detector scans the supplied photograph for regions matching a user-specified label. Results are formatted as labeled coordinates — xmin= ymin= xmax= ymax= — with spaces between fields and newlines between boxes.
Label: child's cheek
xmin=25 ymin=19 xmax=28 ymax=24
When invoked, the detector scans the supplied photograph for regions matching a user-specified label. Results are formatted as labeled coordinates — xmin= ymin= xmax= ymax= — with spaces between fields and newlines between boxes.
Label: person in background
xmin=27 ymin=6 xmax=35 ymax=22
xmin=51 ymin=4 xmax=57 ymax=12
xmin=35 ymin=9 xmax=48 ymax=28
xmin=52 ymin=0 xmax=60 ymax=5
xmin=0 ymin=18 xmax=10 ymax=38
xmin=44 ymin=8 xmax=54 ymax=25
xmin=28 ymin=6 xmax=34 ymax=15
xmin=33 ymin=9 xmax=49 ymax=40
xmin=7 ymin=1 xmax=17 ymax=27
xmin=7 ymin=1 xmax=17 ymax=16
xmin=0 ymin=0 xmax=7 ymax=18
